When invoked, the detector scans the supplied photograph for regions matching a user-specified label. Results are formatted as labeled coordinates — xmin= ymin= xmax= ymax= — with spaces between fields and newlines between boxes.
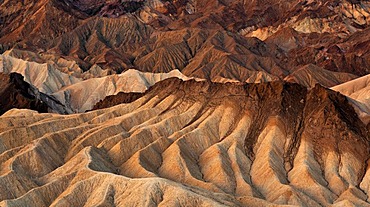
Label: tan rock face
xmin=50 ymin=69 xmax=199 ymax=112
xmin=0 ymin=79 xmax=368 ymax=206
xmin=0 ymin=53 xmax=200 ymax=112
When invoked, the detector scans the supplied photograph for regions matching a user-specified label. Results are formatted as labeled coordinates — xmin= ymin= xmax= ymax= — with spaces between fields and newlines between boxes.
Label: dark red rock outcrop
xmin=0 ymin=73 xmax=48 ymax=115
xmin=286 ymin=27 xmax=370 ymax=76
xmin=0 ymin=72 xmax=72 ymax=115
xmin=92 ymin=92 xmax=144 ymax=110
xmin=0 ymin=0 xmax=82 ymax=49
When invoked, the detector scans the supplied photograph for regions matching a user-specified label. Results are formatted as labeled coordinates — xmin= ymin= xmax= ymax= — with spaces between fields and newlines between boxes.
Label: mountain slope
xmin=284 ymin=64 xmax=358 ymax=88
xmin=45 ymin=17 xmax=287 ymax=81
xmin=0 ymin=79 xmax=368 ymax=206
xmin=2 ymin=0 xmax=368 ymax=82
xmin=52 ymin=69 xmax=199 ymax=112
xmin=0 ymin=54 xmax=81 ymax=94
xmin=0 ymin=53 xmax=205 ymax=113
xmin=0 ymin=0 xmax=82 ymax=50
xmin=0 ymin=1 xmax=369 ymax=206
xmin=332 ymin=74 xmax=370 ymax=124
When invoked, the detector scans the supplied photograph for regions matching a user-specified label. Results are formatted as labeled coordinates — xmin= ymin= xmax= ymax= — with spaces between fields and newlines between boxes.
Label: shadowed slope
xmin=0 ymin=72 xmax=73 ymax=114
xmin=0 ymin=73 xmax=48 ymax=115
xmin=0 ymin=53 xmax=201 ymax=112
xmin=0 ymin=0 xmax=370 ymax=86
xmin=44 ymin=17 xmax=286 ymax=81
xmin=332 ymin=74 xmax=370 ymax=124
xmin=1 ymin=0 xmax=369 ymax=78
xmin=51 ymin=69 xmax=198 ymax=112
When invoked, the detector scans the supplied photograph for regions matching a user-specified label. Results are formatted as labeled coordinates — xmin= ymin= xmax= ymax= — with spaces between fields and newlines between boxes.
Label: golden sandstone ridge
xmin=0 ymin=78 xmax=369 ymax=206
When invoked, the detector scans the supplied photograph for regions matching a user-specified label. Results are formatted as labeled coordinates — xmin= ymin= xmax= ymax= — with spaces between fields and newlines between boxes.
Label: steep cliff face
xmin=0 ymin=73 xmax=74 ymax=115
xmin=0 ymin=78 xmax=368 ymax=206
xmin=0 ymin=73 xmax=48 ymax=115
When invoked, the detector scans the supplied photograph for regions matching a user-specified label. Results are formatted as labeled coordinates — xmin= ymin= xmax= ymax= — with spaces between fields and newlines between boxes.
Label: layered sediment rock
xmin=284 ymin=64 xmax=358 ymax=88
xmin=0 ymin=53 xmax=200 ymax=113
xmin=51 ymin=69 xmax=198 ymax=112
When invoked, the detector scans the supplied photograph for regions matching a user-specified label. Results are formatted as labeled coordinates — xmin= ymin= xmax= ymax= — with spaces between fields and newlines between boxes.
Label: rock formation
xmin=1 ymin=0 xmax=369 ymax=81
xmin=332 ymin=74 xmax=370 ymax=124
xmin=0 ymin=78 xmax=369 ymax=206
xmin=92 ymin=91 xmax=144 ymax=110
xmin=0 ymin=54 xmax=81 ymax=94
xmin=1 ymin=53 xmax=203 ymax=112
xmin=0 ymin=73 xmax=48 ymax=115
xmin=0 ymin=0 xmax=370 ymax=206
xmin=51 ymin=69 xmax=199 ymax=112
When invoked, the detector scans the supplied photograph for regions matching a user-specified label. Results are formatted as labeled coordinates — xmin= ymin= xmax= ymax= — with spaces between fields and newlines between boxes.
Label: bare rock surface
xmin=0 ymin=53 xmax=202 ymax=113
xmin=284 ymin=64 xmax=358 ymax=88
xmin=0 ymin=54 xmax=81 ymax=94
xmin=1 ymin=0 xmax=369 ymax=82
xmin=0 ymin=78 xmax=369 ymax=206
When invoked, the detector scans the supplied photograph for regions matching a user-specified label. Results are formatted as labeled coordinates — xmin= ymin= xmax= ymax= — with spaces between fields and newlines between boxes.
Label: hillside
xmin=0 ymin=79 xmax=369 ymax=206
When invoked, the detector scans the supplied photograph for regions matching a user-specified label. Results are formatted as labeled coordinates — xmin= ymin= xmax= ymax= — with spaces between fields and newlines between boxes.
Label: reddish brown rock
xmin=0 ymin=73 xmax=48 ymax=115
xmin=1 ymin=0 xmax=369 ymax=81
xmin=92 ymin=92 xmax=144 ymax=110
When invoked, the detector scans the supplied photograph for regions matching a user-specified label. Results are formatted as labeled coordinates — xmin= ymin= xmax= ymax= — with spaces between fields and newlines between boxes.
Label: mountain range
xmin=0 ymin=0 xmax=370 ymax=206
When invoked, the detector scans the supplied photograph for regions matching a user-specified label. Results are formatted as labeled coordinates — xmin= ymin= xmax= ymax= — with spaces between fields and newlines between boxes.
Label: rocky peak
xmin=93 ymin=78 xmax=369 ymax=167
